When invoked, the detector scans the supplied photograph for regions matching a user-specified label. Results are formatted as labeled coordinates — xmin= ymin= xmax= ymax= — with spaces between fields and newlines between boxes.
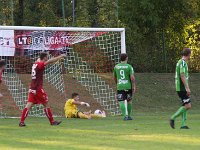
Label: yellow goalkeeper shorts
xmin=65 ymin=110 xmax=78 ymax=118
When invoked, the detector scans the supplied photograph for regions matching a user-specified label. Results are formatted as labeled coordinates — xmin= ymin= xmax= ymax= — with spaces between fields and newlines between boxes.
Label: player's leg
xmin=90 ymin=114 xmax=102 ymax=118
xmin=0 ymin=93 xmax=3 ymax=110
xmin=90 ymin=113 xmax=106 ymax=118
xmin=37 ymin=88 xmax=61 ymax=125
xmin=119 ymin=101 xmax=125 ymax=117
xmin=43 ymin=102 xmax=62 ymax=125
xmin=124 ymin=99 xmax=128 ymax=116
xmin=127 ymin=89 xmax=133 ymax=120
xmin=19 ymin=102 xmax=34 ymax=127
xmin=180 ymin=103 xmax=191 ymax=129
xmin=117 ymin=90 xmax=127 ymax=120
xmin=170 ymin=91 xmax=190 ymax=129
xmin=170 ymin=106 xmax=186 ymax=121
xmin=83 ymin=110 xmax=92 ymax=115
xmin=181 ymin=111 xmax=187 ymax=127
xmin=90 ymin=111 xmax=106 ymax=118
xmin=19 ymin=90 xmax=36 ymax=126
xmin=127 ymin=100 xmax=132 ymax=120
xmin=43 ymin=102 xmax=54 ymax=123
xmin=77 ymin=112 xmax=91 ymax=119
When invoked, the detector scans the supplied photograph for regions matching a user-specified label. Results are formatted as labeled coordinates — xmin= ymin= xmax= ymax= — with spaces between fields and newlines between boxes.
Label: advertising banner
xmin=0 ymin=30 xmax=15 ymax=56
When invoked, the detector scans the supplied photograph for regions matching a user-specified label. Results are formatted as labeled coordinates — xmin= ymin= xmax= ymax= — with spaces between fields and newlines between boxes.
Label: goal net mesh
xmin=0 ymin=29 xmax=122 ymax=117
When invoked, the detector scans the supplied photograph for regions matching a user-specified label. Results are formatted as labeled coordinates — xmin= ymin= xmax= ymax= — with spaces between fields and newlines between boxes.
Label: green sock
xmin=171 ymin=106 xmax=186 ymax=120
xmin=119 ymin=101 xmax=126 ymax=117
xmin=181 ymin=110 xmax=187 ymax=127
xmin=128 ymin=103 xmax=132 ymax=117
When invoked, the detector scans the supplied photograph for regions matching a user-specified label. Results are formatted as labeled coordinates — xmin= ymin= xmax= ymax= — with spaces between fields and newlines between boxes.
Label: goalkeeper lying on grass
xmin=64 ymin=93 xmax=106 ymax=119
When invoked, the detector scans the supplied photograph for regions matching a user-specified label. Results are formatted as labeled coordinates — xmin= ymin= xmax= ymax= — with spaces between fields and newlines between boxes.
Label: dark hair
xmin=120 ymin=53 xmax=128 ymax=61
xmin=40 ymin=52 xmax=48 ymax=60
xmin=0 ymin=60 xmax=6 ymax=68
xmin=72 ymin=93 xmax=79 ymax=98
xmin=181 ymin=48 xmax=191 ymax=56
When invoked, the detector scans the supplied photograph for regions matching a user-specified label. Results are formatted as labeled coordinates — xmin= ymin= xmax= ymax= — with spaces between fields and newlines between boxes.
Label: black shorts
xmin=177 ymin=91 xmax=191 ymax=105
xmin=117 ymin=89 xmax=133 ymax=101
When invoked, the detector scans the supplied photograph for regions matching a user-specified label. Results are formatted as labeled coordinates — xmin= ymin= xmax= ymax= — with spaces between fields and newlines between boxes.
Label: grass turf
xmin=1 ymin=73 xmax=200 ymax=149
xmin=0 ymin=112 xmax=200 ymax=150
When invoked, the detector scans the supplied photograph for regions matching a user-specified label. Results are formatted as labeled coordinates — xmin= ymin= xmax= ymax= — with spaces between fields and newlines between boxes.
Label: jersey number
xmin=32 ymin=64 xmax=38 ymax=79
xmin=120 ymin=70 xmax=125 ymax=79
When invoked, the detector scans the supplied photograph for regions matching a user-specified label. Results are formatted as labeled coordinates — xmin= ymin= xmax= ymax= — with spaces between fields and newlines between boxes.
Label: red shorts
xmin=28 ymin=88 xmax=48 ymax=104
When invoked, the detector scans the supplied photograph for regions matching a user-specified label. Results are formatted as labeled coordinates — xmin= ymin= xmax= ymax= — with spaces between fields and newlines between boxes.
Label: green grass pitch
xmin=1 ymin=73 xmax=200 ymax=149
xmin=0 ymin=113 xmax=200 ymax=150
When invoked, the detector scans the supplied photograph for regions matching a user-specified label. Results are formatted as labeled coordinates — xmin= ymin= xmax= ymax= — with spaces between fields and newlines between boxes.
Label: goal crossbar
xmin=0 ymin=26 xmax=126 ymax=53
xmin=0 ymin=26 xmax=125 ymax=32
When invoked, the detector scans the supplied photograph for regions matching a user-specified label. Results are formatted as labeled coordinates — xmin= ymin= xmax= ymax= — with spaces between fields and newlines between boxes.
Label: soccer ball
xmin=94 ymin=109 xmax=106 ymax=117
xmin=94 ymin=109 xmax=103 ymax=115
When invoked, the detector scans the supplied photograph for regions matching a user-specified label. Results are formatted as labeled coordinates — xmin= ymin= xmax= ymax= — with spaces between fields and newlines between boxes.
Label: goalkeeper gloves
xmin=80 ymin=102 xmax=90 ymax=107
xmin=85 ymin=103 xmax=90 ymax=107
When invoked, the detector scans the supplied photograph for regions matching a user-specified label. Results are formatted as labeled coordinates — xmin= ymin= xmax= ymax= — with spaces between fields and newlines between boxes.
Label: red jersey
xmin=30 ymin=61 xmax=46 ymax=90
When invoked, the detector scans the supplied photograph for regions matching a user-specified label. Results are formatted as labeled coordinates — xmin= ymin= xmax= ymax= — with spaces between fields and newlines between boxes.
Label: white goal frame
xmin=0 ymin=26 xmax=126 ymax=116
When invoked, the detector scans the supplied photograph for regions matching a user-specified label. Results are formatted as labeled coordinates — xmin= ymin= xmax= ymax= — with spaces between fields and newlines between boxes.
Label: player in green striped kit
xmin=113 ymin=53 xmax=136 ymax=121
xmin=170 ymin=48 xmax=192 ymax=129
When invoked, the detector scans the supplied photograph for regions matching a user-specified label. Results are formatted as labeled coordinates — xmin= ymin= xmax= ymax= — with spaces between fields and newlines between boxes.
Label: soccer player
xmin=0 ymin=60 xmax=6 ymax=110
xmin=170 ymin=48 xmax=192 ymax=129
xmin=113 ymin=53 xmax=136 ymax=121
xmin=19 ymin=52 xmax=66 ymax=127
xmin=64 ymin=93 xmax=106 ymax=119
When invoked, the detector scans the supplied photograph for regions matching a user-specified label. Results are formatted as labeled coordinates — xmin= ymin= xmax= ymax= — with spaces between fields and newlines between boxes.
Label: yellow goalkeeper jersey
xmin=64 ymin=99 xmax=78 ymax=118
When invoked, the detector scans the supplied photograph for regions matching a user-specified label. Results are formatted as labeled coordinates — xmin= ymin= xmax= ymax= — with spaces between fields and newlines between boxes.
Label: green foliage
xmin=20 ymin=0 xmax=61 ymax=26
xmin=76 ymin=0 xmax=118 ymax=27
xmin=184 ymin=20 xmax=200 ymax=72
xmin=0 ymin=0 xmax=14 ymax=25
xmin=119 ymin=0 xmax=200 ymax=72
xmin=0 ymin=0 xmax=200 ymax=72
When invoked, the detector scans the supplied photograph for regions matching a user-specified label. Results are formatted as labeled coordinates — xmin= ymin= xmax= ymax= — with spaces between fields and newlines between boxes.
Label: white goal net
xmin=0 ymin=26 xmax=126 ymax=117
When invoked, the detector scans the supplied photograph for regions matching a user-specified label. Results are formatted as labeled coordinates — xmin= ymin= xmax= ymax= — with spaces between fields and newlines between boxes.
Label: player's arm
xmin=131 ymin=74 xmax=136 ymax=94
xmin=113 ymin=67 xmax=117 ymax=84
xmin=72 ymin=100 xmax=90 ymax=107
xmin=180 ymin=62 xmax=190 ymax=96
xmin=130 ymin=66 xmax=136 ymax=93
xmin=180 ymin=73 xmax=190 ymax=95
xmin=44 ymin=54 xmax=66 ymax=65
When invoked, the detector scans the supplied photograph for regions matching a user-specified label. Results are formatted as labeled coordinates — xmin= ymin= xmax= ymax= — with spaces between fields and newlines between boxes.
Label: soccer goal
xmin=0 ymin=26 xmax=126 ymax=117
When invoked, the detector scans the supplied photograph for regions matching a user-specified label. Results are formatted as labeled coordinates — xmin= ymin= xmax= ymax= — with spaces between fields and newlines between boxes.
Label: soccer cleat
xmin=51 ymin=121 xmax=62 ymax=126
xmin=170 ymin=119 xmax=175 ymax=129
xmin=180 ymin=126 xmax=190 ymax=129
xmin=123 ymin=116 xmax=129 ymax=121
xmin=19 ymin=122 xmax=26 ymax=127
xmin=127 ymin=116 xmax=133 ymax=120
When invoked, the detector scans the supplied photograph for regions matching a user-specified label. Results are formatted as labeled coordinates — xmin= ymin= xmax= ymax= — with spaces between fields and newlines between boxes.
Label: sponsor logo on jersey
xmin=118 ymin=79 xmax=128 ymax=84
xmin=116 ymin=65 xmax=128 ymax=69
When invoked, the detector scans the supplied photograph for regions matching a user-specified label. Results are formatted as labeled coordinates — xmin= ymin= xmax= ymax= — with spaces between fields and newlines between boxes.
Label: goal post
xmin=0 ymin=26 xmax=126 ymax=117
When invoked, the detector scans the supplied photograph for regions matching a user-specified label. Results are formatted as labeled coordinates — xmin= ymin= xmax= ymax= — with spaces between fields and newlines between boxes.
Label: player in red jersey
xmin=19 ymin=52 xmax=66 ymax=127
xmin=0 ymin=60 xmax=6 ymax=110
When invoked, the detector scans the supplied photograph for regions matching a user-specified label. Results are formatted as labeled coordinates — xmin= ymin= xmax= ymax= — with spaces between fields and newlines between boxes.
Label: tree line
xmin=0 ymin=0 xmax=199 ymax=72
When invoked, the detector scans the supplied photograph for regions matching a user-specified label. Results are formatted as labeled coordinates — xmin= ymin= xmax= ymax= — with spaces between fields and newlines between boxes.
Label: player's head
xmin=40 ymin=52 xmax=48 ymax=61
xmin=120 ymin=53 xmax=128 ymax=62
xmin=181 ymin=48 xmax=191 ymax=60
xmin=72 ymin=93 xmax=79 ymax=101
xmin=0 ymin=60 xmax=6 ymax=70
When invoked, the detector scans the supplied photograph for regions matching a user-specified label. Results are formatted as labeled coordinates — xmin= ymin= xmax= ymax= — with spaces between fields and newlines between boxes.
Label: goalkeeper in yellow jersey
xmin=64 ymin=93 xmax=106 ymax=119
